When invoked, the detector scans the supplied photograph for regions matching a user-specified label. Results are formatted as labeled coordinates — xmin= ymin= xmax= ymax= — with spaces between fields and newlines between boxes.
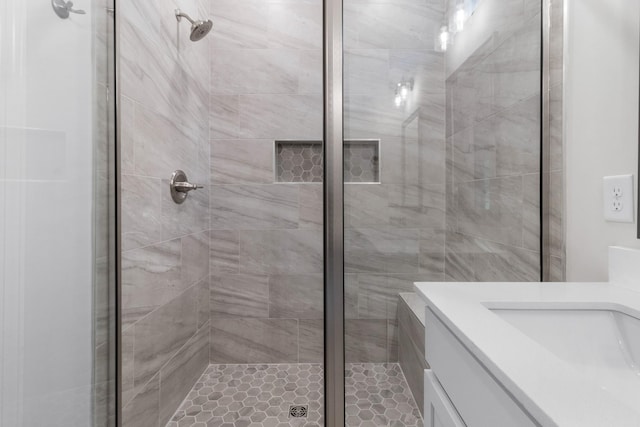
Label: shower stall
xmin=1 ymin=0 xmax=563 ymax=425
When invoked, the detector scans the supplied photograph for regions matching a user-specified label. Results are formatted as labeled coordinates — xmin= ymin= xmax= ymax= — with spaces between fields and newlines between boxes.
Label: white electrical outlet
xmin=603 ymin=175 xmax=634 ymax=223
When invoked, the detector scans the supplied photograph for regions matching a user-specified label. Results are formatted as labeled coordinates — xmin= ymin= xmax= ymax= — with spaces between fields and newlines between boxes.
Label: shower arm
xmin=175 ymin=9 xmax=196 ymax=25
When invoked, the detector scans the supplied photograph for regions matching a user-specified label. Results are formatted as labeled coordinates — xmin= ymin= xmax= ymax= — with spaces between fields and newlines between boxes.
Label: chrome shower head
xmin=175 ymin=9 xmax=213 ymax=42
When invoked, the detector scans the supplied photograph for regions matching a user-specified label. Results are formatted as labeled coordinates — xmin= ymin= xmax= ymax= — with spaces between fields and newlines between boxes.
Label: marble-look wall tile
xmin=120 ymin=17 xmax=209 ymax=135
xmin=122 ymin=328 xmax=136 ymax=406
xmin=133 ymin=285 xmax=198 ymax=395
xmin=494 ymin=96 xmax=540 ymax=177
xmin=456 ymin=176 xmax=524 ymax=247
xmin=197 ymin=278 xmax=210 ymax=329
xmin=121 ymin=175 xmax=162 ymax=251
xmin=122 ymin=373 xmax=159 ymax=427
xmin=298 ymin=184 xmax=323 ymax=229
xmin=210 ymin=1 xmax=269 ymax=50
xmin=444 ymin=232 xmax=478 ymax=282
xmin=210 ymin=185 xmax=299 ymax=230
xmin=445 ymin=231 xmax=540 ymax=282
xmin=473 ymin=241 xmax=540 ymax=282
xmin=344 ymin=274 xmax=361 ymax=320
xmin=239 ymin=229 xmax=323 ymax=275
xmin=344 ymin=49 xmax=390 ymax=95
xmin=387 ymin=184 xmax=445 ymax=228
xmin=345 ymin=184 xmax=390 ymax=228
xmin=158 ymin=324 xmax=209 ymax=425
xmin=549 ymin=0 xmax=564 ymax=88
xmin=132 ymin=104 xmax=199 ymax=179
xmin=267 ymin=3 xmax=323 ymax=49
xmin=237 ymin=94 xmax=323 ymax=139
xmin=348 ymin=3 xmax=441 ymax=49
xmin=209 ymin=230 xmax=239 ymax=274
xmin=345 ymin=228 xmax=420 ymax=274
xmin=549 ymin=255 xmax=565 ymax=282
xmin=121 ymin=0 xmax=211 ymax=421
xmin=420 ymin=228 xmax=446 ymax=275
xmin=345 ymin=94 xmax=405 ymax=139
xmin=355 ymin=274 xmax=418 ymax=319
xmin=486 ymin=13 xmax=541 ymax=115
xmin=182 ymin=231 xmax=210 ymax=286
xmin=345 ymin=320 xmax=388 ymax=363
xmin=210 ymin=318 xmax=298 ymax=363
xmin=379 ymin=136 xmax=445 ymax=187
xmin=269 ymin=274 xmax=323 ymax=319
xmin=210 ymin=274 xmax=270 ymax=318
xmin=298 ymin=319 xmax=324 ymax=363
xmin=120 ymin=96 xmax=136 ymax=174
xmin=209 ymin=95 xmax=239 ymax=139
xmin=298 ymin=49 xmax=324 ymax=94
xmin=210 ymin=139 xmax=274 ymax=184
xmin=450 ymin=95 xmax=539 ymax=183
xmin=211 ymin=49 xmax=299 ymax=95
xmin=122 ymin=239 xmax=182 ymax=326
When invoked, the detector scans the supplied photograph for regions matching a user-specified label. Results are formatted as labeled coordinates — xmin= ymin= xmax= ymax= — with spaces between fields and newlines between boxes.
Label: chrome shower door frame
xmin=323 ymin=0 xmax=345 ymax=425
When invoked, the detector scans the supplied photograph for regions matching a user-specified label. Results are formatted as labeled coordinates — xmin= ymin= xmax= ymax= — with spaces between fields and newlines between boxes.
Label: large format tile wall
xmin=207 ymin=0 xmax=448 ymax=364
xmin=444 ymin=1 xmax=543 ymax=282
xmin=207 ymin=0 xmax=325 ymax=364
xmin=119 ymin=0 xmax=212 ymax=425
xmin=342 ymin=0 xmax=447 ymax=362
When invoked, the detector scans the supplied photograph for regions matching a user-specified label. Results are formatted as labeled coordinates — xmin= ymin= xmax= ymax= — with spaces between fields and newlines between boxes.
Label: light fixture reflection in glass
xmin=438 ymin=26 xmax=449 ymax=52
xmin=393 ymin=79 xmax=414 ymax=108
xmin=394 ymin=93 xmax=403 ymax=108
xmin=455 ymin=4 xmax=465 ymax=32
xmin=400 ymin=85 xmax=409 ymax=99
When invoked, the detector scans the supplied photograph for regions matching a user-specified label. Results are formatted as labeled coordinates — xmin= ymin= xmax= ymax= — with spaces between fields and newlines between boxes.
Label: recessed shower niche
xmin=275 ymin=140 xmax=380 ymax=183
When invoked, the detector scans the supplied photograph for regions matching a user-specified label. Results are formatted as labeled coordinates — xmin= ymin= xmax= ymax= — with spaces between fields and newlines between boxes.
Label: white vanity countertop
xmin=414 ymin=282 xmax=640 ymax=427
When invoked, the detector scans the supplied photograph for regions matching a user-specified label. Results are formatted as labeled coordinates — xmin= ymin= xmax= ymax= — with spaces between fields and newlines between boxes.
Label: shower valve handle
xmin=169 ymin=170 xmax=202 ymax=204
xmin=66 ymin=2 xmax=87 ymax=14
xmin=173 ymin=182 xmax=203 ymax=193
xmin=52 ymin=0 xmax=86 ymax=18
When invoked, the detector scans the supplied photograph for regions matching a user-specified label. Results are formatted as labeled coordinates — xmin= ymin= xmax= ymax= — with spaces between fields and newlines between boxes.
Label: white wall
xmin=0 ymin=1 xmax=94 ymax=425
xmin=565 ymin=0 xmax=640 ymax=281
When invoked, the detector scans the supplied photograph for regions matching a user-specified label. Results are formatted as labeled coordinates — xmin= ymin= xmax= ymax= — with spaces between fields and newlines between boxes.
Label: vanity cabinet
xmin=424 ymin=308 xmax=539 ymax=427
xmin=424 ymin=370 xmax=465 ymax=427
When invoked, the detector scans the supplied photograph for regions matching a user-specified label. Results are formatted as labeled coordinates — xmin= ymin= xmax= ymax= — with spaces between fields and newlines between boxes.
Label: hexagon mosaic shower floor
xmin=166 ymin=363 xmax=422 ymax=427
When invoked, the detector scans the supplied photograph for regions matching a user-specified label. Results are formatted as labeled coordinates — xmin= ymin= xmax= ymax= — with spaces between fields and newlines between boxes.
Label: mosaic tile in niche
xmin=276 ymin=141 xmax=379 ymax=183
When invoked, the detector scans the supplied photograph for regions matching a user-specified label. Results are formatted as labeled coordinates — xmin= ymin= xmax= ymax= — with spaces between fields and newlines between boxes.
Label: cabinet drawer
xmin=424 ymin=370 xmax=466 ymax=427
xmin=426 ymin=309 xmax=538 ymax=427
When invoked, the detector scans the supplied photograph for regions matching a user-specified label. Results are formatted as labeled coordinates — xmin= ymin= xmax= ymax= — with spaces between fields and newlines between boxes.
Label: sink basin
xmin=491 ymin=308 xmax=640 ymax=410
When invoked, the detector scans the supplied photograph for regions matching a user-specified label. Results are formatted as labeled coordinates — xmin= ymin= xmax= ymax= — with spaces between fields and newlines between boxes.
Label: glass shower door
xmin=340 ymin=0 xmax=542 ymax=424
xmin=0 ymin=1 xmax=117 ymax=426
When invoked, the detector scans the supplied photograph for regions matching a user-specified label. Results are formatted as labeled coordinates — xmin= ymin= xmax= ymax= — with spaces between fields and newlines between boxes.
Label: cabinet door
xmin=424 ymin=370 xmax=466 ymax=427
